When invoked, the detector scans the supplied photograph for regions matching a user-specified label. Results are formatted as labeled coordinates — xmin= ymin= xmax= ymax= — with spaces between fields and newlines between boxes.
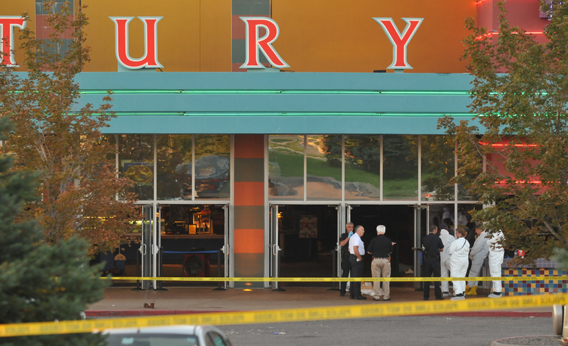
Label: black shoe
xmin=350 ymin=296 xmax=355 ymax=299
xmin=339 ymin=292 xmax=345 ymax=297
xmin=355 ymin=296 xmax=367 ymax=300
xmin=424 ymin=297 xmax=429 ymax=301
xmin=383 ymin=298 xmax=391 ymax=301
xmin=435 ymin=297 xmax=444 ymax=300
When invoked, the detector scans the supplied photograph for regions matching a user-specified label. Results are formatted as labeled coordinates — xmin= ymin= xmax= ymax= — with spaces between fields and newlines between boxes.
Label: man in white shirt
xmin=349 ymin=225 xmax=367 ymax=300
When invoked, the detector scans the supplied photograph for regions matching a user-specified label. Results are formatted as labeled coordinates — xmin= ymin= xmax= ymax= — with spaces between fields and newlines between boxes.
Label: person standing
xmin=487 ymin=230 xmax=505 ymax=298
xmin=422 ymin=225 xmax=445 ymax=301
xmin=339 ymin=222 xmax=354 ymax=297
xmin=465 ymin=224 xmax=489 ymax=296
xmin=349 ymin=225 xmax=367 ymax=300
xmin=449 ymin=228 xmax=470 ymax=301
xmin=439 ymin=226 xmax=455 ymax=297
xmin=367 ymin=225 xmax=394 ymax=301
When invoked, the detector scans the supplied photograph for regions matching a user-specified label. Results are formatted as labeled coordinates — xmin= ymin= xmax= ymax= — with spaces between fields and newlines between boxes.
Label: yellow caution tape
xmin=101 ymin=276 xmax=568 ymax=282
xmin=1 ymin=294 xmax=566 ymax=337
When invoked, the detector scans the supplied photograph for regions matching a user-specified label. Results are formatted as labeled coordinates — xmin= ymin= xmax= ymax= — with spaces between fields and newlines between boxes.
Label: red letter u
xmin=110 ymin=16 xmax=163 ymax=69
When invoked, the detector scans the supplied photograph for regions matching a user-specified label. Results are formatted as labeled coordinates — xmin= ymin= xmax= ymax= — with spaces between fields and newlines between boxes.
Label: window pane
xmin=428 ymin=204 xmax=456 ymax=237
xmin=307 ymin=135 xmax=342 ymax=200
xmin=157 ymin=135 xmax=193 ymax=200
xmin=421 ymin=136 xmax=455 ymax=201
xmin=269 ymin=135 xmax=305 ymax=200
xmin=458 ymin=144 xmax=482 ymax=201
xmin=383 ymin=135 xmax=418 ymax=201
xmin=194 ymin=135 xmax=230 ymax=199
xmin=119 ymin=135 xmax=154 ymax=200
xmin=345 ymin=135 xmax=380 ymax=200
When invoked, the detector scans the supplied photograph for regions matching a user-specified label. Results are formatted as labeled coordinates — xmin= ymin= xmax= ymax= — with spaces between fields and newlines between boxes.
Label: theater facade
xmin=1 ymin=0 xmax=551 ymax=289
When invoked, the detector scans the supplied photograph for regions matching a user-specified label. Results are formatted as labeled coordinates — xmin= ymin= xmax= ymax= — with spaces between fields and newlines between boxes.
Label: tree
xmin=0 ymin=116 xmax=107 ymax=346
xmin=0 ymin=1 xmax=137 ymax=256
xmin=439 ymin=0 xmax=568 ymax=263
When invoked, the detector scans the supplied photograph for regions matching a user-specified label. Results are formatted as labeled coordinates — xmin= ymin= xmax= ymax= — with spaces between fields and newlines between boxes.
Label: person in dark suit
xmin=422 ymin=225 xmax=445 ymax=301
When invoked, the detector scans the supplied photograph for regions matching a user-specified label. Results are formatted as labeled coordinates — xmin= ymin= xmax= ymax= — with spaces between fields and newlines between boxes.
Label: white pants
xmin=441 ymin=259 xmax=451 ymax=292
xmin=489 ymin=251 xmax=504 ymax=293
xmin=450 ymin=258 xmax=468 ymax=295
xmin=467 ymin=254 xmax=486 ymax=287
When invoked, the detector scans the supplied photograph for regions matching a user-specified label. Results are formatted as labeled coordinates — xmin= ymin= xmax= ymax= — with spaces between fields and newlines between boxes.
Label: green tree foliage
xmin=0 ymin=1 xmax=137 ymax=255
xmin=0 ymin=117 xmax=107 ymax=346
xmin=439 ymin=0 xmax=568 ymax=262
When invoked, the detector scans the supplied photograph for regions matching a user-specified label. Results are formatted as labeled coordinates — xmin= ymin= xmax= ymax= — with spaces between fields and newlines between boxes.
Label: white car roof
xmin=105 ymin=325 xmax=199 ymax=335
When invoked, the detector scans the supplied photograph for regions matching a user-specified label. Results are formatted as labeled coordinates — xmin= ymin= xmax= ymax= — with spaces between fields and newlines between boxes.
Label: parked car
xmin=105 ymin=325 xmax=233 ymax=346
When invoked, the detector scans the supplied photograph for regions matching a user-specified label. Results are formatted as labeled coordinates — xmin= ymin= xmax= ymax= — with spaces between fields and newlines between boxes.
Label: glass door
xmin=221 ymin=204 xmax=230 ymax=289
xmin=413 ymin=205 xmax=428 ymax=288
xmin=141 ymin=205 xmax=153 ymax=290
xmin=269 ymin=204 xmax=283 ymax=290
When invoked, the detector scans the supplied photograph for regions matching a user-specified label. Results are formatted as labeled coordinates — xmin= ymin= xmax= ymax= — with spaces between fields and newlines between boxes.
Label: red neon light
xmin=475 ymin=31 xmax=544 ymax=41
xmin=479 ymin=142 xmax=538 ymax=147
xmin=475 ymin=0 xmax=489 ymax=4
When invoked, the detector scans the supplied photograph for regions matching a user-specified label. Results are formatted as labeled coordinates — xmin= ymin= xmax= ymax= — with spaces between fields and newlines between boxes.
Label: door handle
xmin=272 ymin=244 xmax=277 ymax=256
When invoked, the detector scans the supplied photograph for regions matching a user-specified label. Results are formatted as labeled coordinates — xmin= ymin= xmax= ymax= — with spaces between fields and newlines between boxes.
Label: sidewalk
xmin=86 ymin=286 xmax=553 ymax=318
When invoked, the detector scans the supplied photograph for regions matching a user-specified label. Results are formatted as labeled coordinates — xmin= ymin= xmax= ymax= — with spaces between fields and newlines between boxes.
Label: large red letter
xmin=0 ymin=16 xmax=26 ymax=67
xmin=373 ymin=17 xmax=423 ymax=69
xmin=110 ymin=16 xmax=163 ymax=69
xmin=240 ymin=17 xmax=289 ymax=69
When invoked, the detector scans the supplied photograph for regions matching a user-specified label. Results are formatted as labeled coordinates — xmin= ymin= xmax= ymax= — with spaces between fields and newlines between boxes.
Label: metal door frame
xmin=154 ymin=202 xmax=231 ymax=288
xmin=141 ymin=205 xmax=153 ymax=290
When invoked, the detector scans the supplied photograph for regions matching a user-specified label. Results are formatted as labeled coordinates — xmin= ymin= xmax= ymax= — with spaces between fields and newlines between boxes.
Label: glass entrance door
xmin=140 ymin=205 xmax=153 ymax=290
xmin=269 ymin=204 xmax=282 ymax=290
xmin=414 ymin=205 xmax=428 ymax=288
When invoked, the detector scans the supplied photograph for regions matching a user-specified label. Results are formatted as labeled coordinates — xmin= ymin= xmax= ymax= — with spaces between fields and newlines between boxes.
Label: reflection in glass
xmin=459 ymin=204 xmax=482 ymax=245
xmin=421 ymin=136 xmax=455 ymax=201
xmin=157 ymin=135 xmax=193 ymax=200
xmin=307 ymin=135 xmax=342 ymax=200
xmin=344 ymin=135 xmax=380 ymax=200
xmin=269 ymin=135 xmax=305 ymax=200
xmin=119 ymin=135 xmax=154 ymax=200
xmin=383 ymin=135 xmax=418 ymax=200
xmin=194 ymin=135 xmax=230 ymax=199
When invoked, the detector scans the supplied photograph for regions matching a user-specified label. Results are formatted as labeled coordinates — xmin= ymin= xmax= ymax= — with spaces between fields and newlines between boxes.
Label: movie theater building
xmin=1 ymin=0 xmax=551 ymax=290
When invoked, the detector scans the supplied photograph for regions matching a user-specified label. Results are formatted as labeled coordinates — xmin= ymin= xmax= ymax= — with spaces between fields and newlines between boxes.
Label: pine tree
xmin=0 ymin=116 xmax=107 ymax=346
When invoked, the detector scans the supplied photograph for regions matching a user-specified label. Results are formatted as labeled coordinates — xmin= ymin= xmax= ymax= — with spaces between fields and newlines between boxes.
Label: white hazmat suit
xmin=449 ymin=236 xmax=470 ymax=296
xmin=439 ymin=229 xmax=455 ymax=294
xmin=467 ymin=231 xmax=489 ymax=287
xmin=488 ymin=230 xmax=505 ymax=296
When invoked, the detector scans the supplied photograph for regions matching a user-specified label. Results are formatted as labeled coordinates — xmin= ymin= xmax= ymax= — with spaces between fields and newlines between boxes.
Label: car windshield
xmin=107 ymin=334 xmax=199 ymax=346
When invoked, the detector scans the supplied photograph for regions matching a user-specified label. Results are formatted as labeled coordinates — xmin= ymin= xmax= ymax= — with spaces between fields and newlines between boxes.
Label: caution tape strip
xmin=1 ymin=294 xmax=566 ymax=337
xmin=101 ymin=276 xmax=568 ymax=282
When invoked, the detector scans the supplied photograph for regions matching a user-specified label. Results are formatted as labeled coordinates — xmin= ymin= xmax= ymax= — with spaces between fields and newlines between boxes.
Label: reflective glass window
xmin=269 ymin=135 xmax=305 ymax=200
xmin=421 ymin=136 xmax=455 ymax=201
xmin=307 ymin=135 xmax=342 ymax=200
xmin=119 ymin=135 xmax=154 ymax=200
xmin=194 ymin=135 xmax=230 ymax=199
xmin=157 ymin=135 xmax=193 ymax=200
xmin=344 ymin=135 xmax=381 ymax=200
xmin=383 ymin=135 xmax=418 ymax=201
xmin=458 ymin=147 xmax=482 ymax=201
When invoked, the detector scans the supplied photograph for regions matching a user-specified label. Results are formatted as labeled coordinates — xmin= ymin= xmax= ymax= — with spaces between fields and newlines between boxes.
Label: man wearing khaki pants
xmin=367 ymin=225 xmax=394 ymax=301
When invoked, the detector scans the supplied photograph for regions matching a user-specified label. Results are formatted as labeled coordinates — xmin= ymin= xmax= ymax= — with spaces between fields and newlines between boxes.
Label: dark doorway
xmin=349 ymin=205 xmax=415 ymax=287
xmin=277 ymin=205 xmax=338 ymax=287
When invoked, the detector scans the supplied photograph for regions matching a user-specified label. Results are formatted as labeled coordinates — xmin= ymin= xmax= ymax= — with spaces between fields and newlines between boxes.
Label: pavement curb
xmin=85 ymin=310 xmax=552 ymax=318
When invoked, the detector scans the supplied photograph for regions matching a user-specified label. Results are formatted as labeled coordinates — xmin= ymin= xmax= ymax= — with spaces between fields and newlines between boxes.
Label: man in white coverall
xmin=449 ymin=228 xmax=470 ymax=301
xmin=465 ymin=225 xmax=489 ymax=296
xmin=439 ymin=227 xmax=455 ymax=297
xmin=487 ymin=230 xmax=505 ymax=298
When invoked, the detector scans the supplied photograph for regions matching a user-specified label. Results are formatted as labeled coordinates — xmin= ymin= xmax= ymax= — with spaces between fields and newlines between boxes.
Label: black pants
xmin=349 ymin=255 xmax=364 ymax=298
xmin=423 ymin=257 xmax=442 ymax=299
xmin=340 ymin=253 xmax=351 ymax=294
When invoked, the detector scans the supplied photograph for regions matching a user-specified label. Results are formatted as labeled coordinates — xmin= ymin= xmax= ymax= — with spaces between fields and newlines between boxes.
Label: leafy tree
xmin=0 ymin=116 xmax=107 ymax=346
xmin=439 ymin=0 xmax=568 ymax=263
xmin=0 ymin=1 xmax=137 ymax=255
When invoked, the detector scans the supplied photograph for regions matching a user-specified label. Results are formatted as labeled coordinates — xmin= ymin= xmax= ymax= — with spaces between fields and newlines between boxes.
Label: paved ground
xmin=87 ymin=286 xmax=552 ymax=316
xmin=221 ymin=316 xmax=553 ymax=346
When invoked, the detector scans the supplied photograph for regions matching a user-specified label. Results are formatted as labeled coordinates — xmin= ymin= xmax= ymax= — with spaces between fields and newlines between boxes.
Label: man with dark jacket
xmin=367 ymin=225 xmax=394 ymax=301
xmin=422 ymin=225 xmax=445 ymax=301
